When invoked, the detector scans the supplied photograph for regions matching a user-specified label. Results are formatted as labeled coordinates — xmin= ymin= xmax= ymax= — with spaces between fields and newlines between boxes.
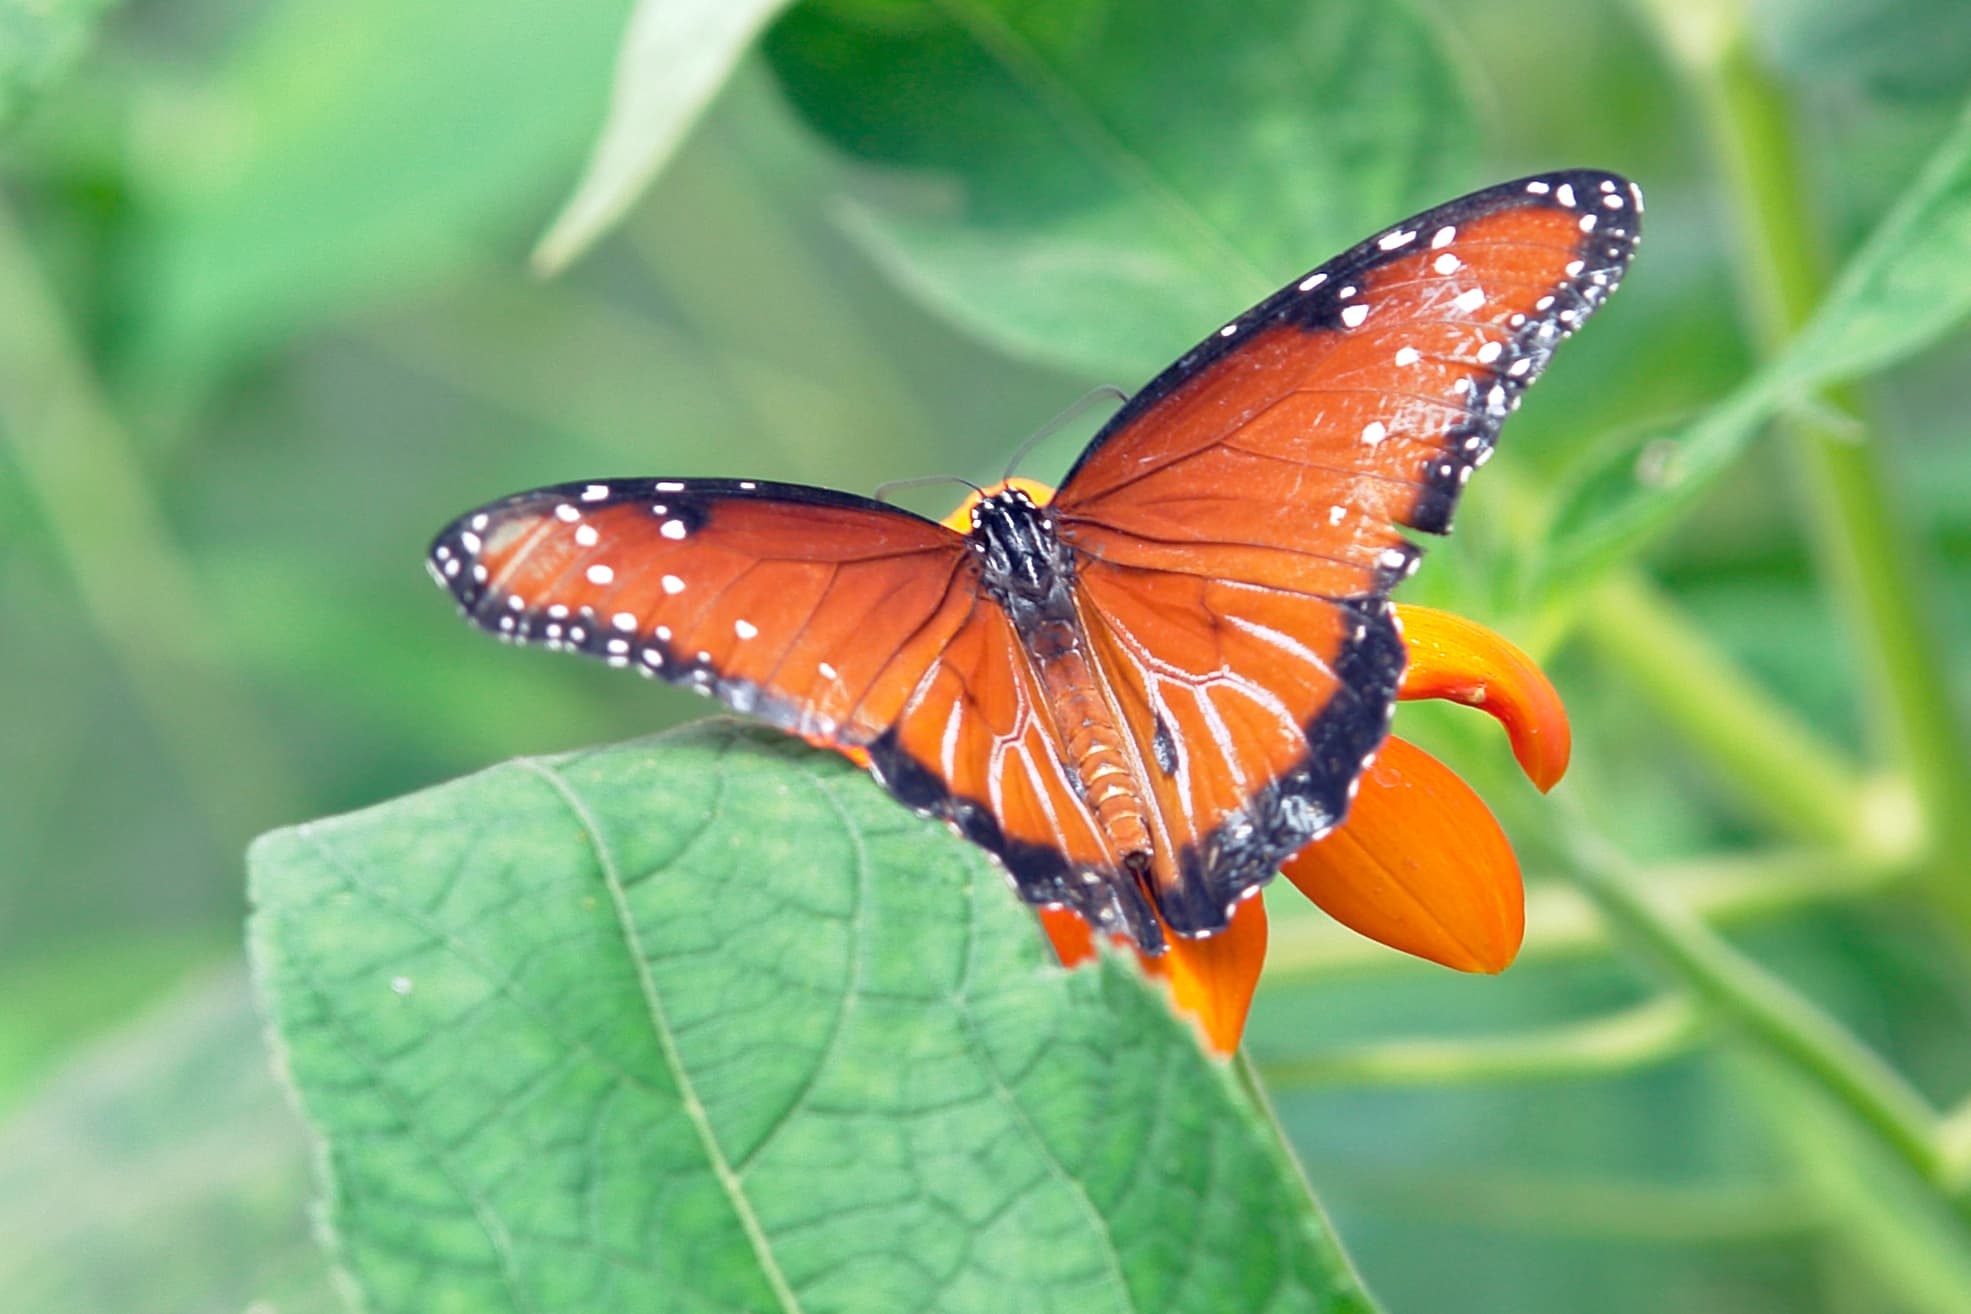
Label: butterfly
xmin=429 ymin=170 xmax=1640 ymax=954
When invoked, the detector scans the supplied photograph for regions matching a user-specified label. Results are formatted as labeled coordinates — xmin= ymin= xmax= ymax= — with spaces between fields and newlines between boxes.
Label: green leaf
xmin=1769 ymin=96 xmax=1971 ymax=388
xmin=0 ymin=967 xmax=339 ymax=1314
xmin=0 ymin=0 xmax=124 ymax=135
xmin=122 ymin=0 xmax=633 ymax=379
xmin=249 ymin=720 xmax=1377 ymax=1314
xmin=533 ymin=0 xmax=799 ymax=273
xmin=1757 ymin=0 xmax=1971 ymax=101
xmin=766 ymin=0 xmax=1475 ymax=379
xmin=1542 ymin=95 xmax=1971 ymax=595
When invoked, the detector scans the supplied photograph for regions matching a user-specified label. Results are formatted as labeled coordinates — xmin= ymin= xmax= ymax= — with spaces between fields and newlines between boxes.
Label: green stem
xmin=1739 ymin=1056 xmax=1971 ymax=1314
xmin=1941 ymin=1098 xmax=1971 ymax=1193
xmin=1562 ymin=815 xmax=1948 ymax=1187
xmin=1258 ymin=994 xmax=1704 ymax=1090
xmin=1264 ymin=846 xmax=1906 ymax=983
xmin=1577 ymin=575 xmax=1876 ymax=851
xmin=1673 ymin=6 xmax=1971 ymax=939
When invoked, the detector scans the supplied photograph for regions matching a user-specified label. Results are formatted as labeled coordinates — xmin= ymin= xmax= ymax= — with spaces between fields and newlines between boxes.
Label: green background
xmin=5 ymin=0 xmax=1971 ymax=1310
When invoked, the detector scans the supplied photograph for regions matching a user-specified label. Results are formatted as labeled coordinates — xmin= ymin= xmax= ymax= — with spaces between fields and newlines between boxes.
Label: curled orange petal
xmin=1281 ymin=735 xmax=1524 ymax=973
xmin=1037 ymin=898 xmax=1266 ymax=1056
xmin=1394 ymin=604 xmax=1571 ymax=792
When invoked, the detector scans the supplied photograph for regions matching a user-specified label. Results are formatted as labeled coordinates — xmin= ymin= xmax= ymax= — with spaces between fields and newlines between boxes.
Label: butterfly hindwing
xmin=865 ymin=603 xmax=1163 ymax=949
xmin=1076 ymin=561 xmax=1403 ymax=936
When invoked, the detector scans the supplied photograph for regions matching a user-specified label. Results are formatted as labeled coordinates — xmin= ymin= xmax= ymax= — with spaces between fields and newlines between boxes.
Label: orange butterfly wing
xmin=430 ymin=478 xmax=1160 ymax=943
xmin=431 ymin=480 xmax=976 ymax=744
xmin=1053 ymin=170 xmax=1641 ymax=935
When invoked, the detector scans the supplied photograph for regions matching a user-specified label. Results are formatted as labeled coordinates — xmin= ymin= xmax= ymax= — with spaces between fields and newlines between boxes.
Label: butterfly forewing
xmin=429 ymin=480 xmax=977 ymax=745
xmin=1054 ymin=171 xmax=1641 ymax=560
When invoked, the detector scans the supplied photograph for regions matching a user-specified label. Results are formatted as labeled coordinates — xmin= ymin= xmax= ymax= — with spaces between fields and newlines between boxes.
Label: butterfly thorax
xmin=969 ymin=489 xmax=1154 ymax=873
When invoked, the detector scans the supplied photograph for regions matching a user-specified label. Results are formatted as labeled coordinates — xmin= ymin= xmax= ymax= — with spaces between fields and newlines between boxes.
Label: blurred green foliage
xmin=3 ymin=0 xmax=1971 ymax=1310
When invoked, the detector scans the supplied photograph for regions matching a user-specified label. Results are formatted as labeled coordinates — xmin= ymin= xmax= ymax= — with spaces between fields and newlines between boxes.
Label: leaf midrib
xmin=520 ymin=753 xmax=809 ymax=1314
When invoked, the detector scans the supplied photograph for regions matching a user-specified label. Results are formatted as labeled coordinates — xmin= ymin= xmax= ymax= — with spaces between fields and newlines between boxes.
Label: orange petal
xmin=1036 ymin=898 xmax=1266 ymax=1055
xmin=1038 ymin=905 xmax=1097 ymax=967
xmin=1160 ymin=896 xmax=1268 ymax=1054
xmin=938 ymin=477 xmax=1058 ymax=532
xmin=1394 ymin=604 xmax=1571 ymax=792
xmin=1281 ymin=735 xmax=1524 ymax=973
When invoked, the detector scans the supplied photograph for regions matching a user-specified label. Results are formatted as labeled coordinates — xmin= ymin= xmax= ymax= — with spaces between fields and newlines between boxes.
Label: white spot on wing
xmin=734 ymin=618 xmax=758 ymax=639
xmin=581 ymin=484 xmax=610 ymax=502
xmin=1452 ymin=287 xmax=1485 ymax=313
xmin=1394 ymin=345 xmax=1421 ymax=366
xmin=586 ymin=563 xmax=614 ymax=585
xmin=1340 ymin=303 xmax=1369 ymax=328
xmin=574 ymin=524 xmax=599 ymax=547
xmin=661 ymin=575 xmax=685 ymax=595
xmin=1433 ymin=252 xmax=1462 ymax=276
xmin=661 ymin=519 xmax=687 ymax=540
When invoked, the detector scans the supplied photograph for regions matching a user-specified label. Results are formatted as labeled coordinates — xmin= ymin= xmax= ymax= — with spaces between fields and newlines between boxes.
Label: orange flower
xmin=825 ymin=480 xmax=1569 ymax=1056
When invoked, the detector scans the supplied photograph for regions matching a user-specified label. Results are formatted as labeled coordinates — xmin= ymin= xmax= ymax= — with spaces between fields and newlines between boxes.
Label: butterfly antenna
xmin=873 ymin=473 xmax=984 ymax=506
xmin=1001 ymin=385 xmax=1129 ymax=483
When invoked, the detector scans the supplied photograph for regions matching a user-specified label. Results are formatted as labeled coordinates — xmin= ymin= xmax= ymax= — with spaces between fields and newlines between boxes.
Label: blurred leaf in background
xmin=0 ymin=0 xmax=128 ymax=134
xmin=4 ymin=0 xmax=1971 ymax=1311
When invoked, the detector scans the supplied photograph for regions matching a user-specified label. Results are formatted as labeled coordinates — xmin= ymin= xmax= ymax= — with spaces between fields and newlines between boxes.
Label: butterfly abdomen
xmin=1032 ymin=635 xmax=1153 ymax=864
